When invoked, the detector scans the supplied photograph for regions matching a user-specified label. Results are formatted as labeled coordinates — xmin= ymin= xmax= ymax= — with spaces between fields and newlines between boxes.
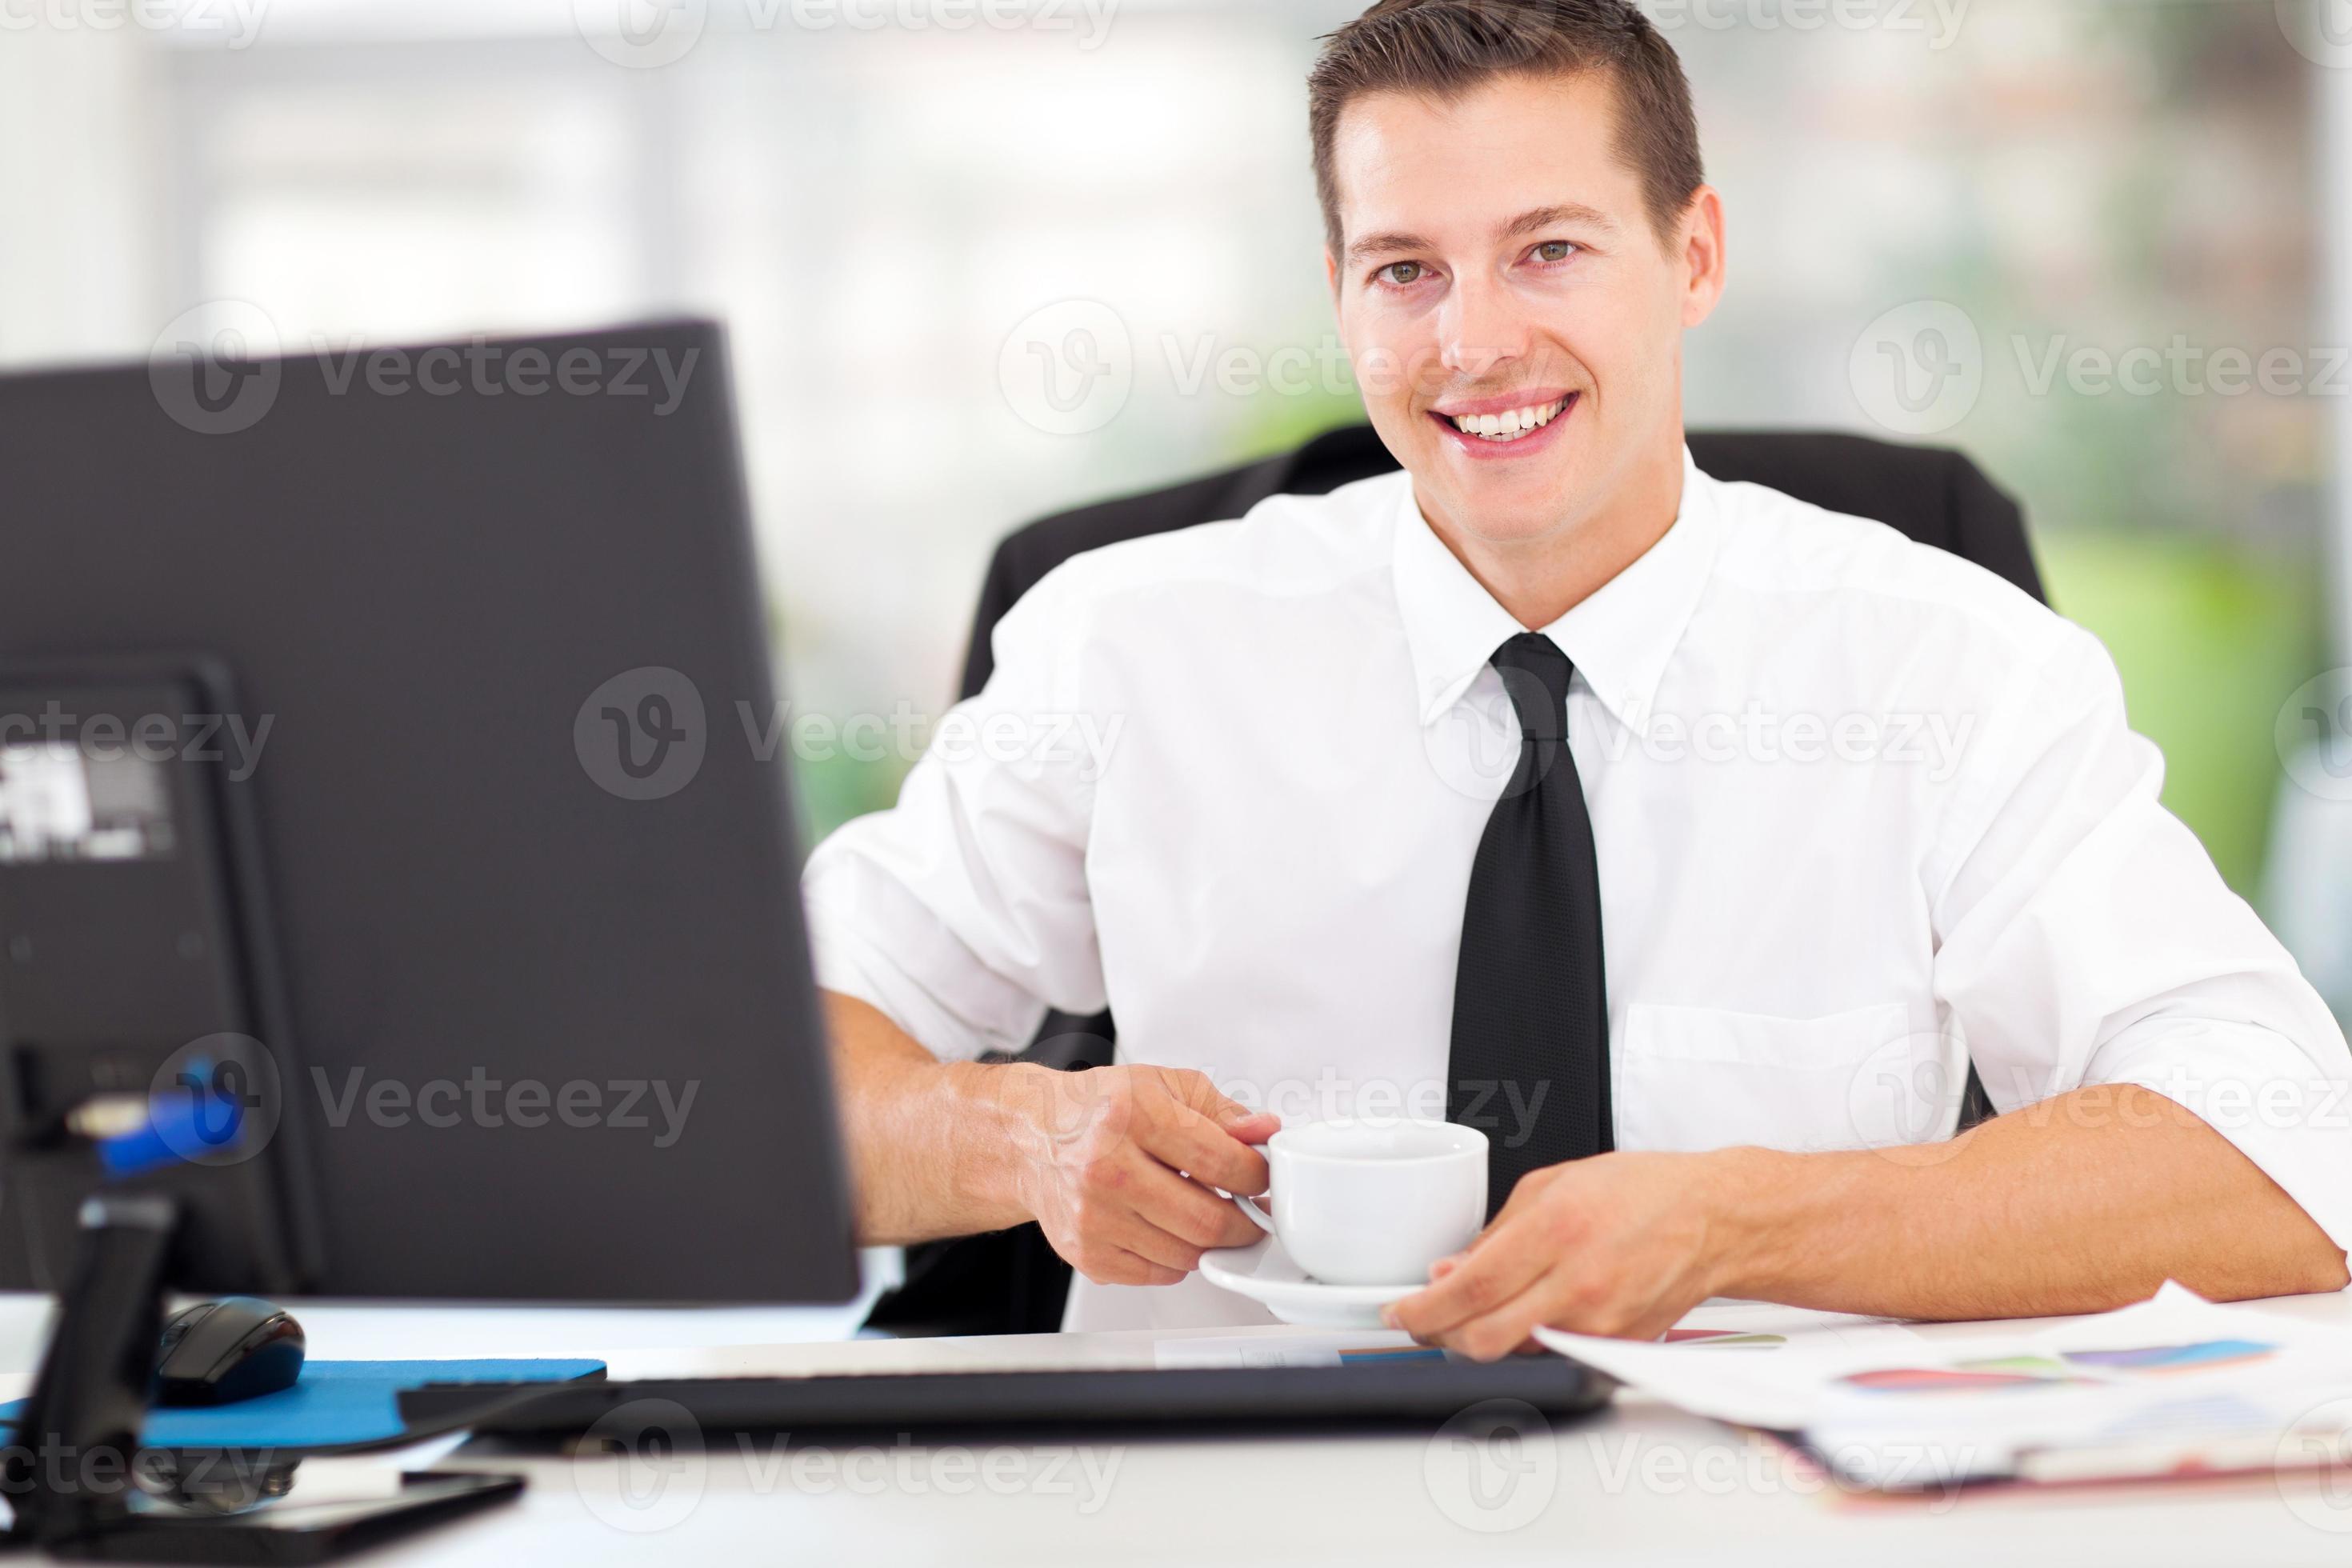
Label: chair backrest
xmin=961 ymin=424 xmax=2042 ymax=698
xmin=874 ymin=426 xmax=2035 ymax=1338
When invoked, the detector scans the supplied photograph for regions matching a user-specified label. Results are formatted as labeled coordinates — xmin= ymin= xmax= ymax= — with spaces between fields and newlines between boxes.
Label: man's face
xmin=1327 ymin=71 xmax=1715 ymax=546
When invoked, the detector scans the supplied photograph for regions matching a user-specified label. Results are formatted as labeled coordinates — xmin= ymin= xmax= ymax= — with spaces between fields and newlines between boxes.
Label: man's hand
xmin=1382 ymin=1151 xmax=1728 ymax=1359
xmin=994 ymin=1063 xmax=1278 ymax=1286
xmin=1383 ymin=1083 xmax=2352 ymax=1358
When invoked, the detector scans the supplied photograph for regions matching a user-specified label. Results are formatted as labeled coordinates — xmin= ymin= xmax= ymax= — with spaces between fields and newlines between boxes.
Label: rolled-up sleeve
xmin=1929 ymin=623 xmax=2352 ymax=1256
xmin=802 ymin=568 xmax=1106 ymax=1062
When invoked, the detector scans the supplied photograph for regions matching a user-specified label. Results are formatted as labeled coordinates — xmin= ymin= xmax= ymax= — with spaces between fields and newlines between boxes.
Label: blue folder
xmin=0 ymin=1358 xmax=605 ymax=1449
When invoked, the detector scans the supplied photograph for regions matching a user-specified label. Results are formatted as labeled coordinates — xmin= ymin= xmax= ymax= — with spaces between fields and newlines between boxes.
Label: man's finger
xmin=1426 ymin=1281 xmax=1562 ymax=1362
xmin=1065 ymin=1240 xmax=1187 ymax=1288
xmin=1094 ymin=1197 xmax=1222 ymax=1275
xmin=1382 ymin=1209 xmax=1554 ymax=1342
xmin=1130 ymin=1158 xmax=1265 ymax=1250
xmin=1142 ymin=1096 xmax=1275 ymax=1196
xmin=1153 ymin=1069 xmax=1280 ymax=1143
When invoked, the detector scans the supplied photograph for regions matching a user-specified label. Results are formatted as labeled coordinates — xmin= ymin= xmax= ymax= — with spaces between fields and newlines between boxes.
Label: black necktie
xmin=1446 ymin=632 xmax=1611 ymax=1218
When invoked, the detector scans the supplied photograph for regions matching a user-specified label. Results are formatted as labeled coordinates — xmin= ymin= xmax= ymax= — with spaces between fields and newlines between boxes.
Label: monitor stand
xmin=6 ymin=1193 xmax=522 ymax=1562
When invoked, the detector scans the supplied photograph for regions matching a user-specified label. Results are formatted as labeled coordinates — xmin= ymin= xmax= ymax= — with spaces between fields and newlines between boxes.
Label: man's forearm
xmin=822 ymin=990 xmax=1038 ymax=1245
xmin=1710 ymin=1083 xmax=2350 ymax=1318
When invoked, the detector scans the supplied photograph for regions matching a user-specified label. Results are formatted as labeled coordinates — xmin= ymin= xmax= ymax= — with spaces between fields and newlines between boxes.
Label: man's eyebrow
xmin=1344 ymin=230 xmax=1433 ymax=267
xmin=1343 ymin=204 xmax=1618 ymax=267
xmin=1502 ymin=203 xmax=1617 ymax=240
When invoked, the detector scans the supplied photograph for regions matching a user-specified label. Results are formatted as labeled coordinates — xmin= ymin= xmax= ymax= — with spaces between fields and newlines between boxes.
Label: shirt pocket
xmin=1614 ymin=1000 xmax=1915 ymax=1154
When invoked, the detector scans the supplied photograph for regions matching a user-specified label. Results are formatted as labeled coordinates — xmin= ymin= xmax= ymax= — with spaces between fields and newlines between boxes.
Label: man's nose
xmin=1437 ymin=271 xmax=1532 ymax=379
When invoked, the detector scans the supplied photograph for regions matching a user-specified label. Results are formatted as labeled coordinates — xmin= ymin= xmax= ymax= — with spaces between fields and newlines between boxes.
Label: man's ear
xmin=1325 ymin=247 xmax=1343 ymax=306
xmin=1678 ymin=186 xmax=1727 ymax=330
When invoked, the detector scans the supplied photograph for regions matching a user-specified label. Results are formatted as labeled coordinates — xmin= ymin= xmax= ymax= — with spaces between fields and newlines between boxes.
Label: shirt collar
xmin=1390 ymin=446 xmax=1722 ymax=732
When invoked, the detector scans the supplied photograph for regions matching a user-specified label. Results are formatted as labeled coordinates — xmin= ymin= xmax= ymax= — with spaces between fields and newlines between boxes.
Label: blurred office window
xmin=4 ymin=0 xmax=2351 ymax=1008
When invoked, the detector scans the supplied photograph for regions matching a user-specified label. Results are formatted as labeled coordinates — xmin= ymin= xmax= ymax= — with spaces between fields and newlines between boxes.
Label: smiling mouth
xmin=1431 ymin=393 xmax=1574 ymax=444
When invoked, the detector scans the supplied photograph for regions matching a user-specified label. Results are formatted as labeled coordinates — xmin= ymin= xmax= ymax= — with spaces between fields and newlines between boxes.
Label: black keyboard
xmin=414 ymin=1356 xmax=1614 ymax=1440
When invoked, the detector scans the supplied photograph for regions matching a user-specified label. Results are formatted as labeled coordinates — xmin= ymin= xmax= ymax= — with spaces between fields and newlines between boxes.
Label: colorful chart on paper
xmin=1662 ymin=1330 xmax=1789 ymax=1350
xmin=1838 ymin=1340 xmax=2280 ymax=1396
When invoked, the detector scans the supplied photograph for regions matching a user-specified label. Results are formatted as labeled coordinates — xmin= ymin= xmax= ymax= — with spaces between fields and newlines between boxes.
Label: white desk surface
xmin=7 ymin=1288 xmax=2352 ymax=1565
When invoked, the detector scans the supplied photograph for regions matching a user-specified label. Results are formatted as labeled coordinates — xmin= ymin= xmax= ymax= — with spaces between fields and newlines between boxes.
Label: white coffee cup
xmin=1230 ymin=1118 xmax=1488 ymax=1286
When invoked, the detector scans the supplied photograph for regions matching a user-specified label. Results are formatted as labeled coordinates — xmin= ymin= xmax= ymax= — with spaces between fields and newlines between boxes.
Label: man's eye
xmin=1533 ymin=241 xmax=1577 ymax=264
xmin=1377 ymin=262 xmax=1428 ymax=287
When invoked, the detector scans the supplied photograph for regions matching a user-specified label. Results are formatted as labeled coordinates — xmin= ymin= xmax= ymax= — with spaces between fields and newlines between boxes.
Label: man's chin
xmin=1451 ymin=510 xmax=1579 ymax=550
xmin=1417 ymin=465 xmax=1586 ymax=547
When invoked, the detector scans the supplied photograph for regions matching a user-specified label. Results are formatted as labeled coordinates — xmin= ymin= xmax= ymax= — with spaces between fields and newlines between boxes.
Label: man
xmin=806 ymin=0 xmax=2352 ymax=1354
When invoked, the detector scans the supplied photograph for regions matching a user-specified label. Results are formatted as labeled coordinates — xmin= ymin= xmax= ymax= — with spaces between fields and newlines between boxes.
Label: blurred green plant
xmin=794 ymin=748 xmax=910 ymax=856
xmin=2039 ymin=531 xmax=2323 ymax=896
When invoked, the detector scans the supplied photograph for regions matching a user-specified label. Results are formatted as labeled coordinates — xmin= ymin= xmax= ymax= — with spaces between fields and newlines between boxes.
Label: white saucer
xmin=1198 ymin=1237 xmax=1424 ymax=1328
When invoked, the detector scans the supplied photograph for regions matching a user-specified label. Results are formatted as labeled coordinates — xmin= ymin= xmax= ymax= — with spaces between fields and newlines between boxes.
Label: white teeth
xmin=1449 ymin=396 xmax=1569 ymax=441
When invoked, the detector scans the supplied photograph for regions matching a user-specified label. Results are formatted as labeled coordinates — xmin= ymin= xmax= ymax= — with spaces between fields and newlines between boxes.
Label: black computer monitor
xmin=0 ymin=317 xmax=862 ymax=1554
xmin=0 ymin=317 xmax=854 ymax=1308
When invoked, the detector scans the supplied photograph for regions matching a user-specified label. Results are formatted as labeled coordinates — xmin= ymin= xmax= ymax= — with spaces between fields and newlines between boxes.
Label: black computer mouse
xmin=154 ymin=1297 xmax=306 ymax=1406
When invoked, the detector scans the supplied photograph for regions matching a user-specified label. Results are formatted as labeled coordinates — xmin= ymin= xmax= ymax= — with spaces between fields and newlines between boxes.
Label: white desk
xmin=9 ymin=1291 xmax=2352 ymax=1565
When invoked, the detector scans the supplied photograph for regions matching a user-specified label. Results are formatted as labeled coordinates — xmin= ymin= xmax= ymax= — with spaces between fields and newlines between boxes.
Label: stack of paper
xmin=1537 ymin=1285 xmax=2352 ymax=1490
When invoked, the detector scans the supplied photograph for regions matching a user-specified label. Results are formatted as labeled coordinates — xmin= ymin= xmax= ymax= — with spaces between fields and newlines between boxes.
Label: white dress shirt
xmin=806 ymin=448 xmax=2352 ymax=1331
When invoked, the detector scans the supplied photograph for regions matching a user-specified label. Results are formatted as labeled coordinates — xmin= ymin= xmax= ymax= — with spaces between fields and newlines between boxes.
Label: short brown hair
xmin=1309 ymin=0 xmax=1705 ymax=257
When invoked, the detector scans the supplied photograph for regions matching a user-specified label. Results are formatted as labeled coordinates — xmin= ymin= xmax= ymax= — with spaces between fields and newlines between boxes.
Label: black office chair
xmin=869 ymin=423 xmax=2041 ymax=1336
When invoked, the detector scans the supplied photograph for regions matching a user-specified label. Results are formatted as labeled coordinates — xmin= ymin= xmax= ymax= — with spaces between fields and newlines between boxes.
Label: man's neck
xmin=1414 ymin=439 xmax=1687 ymax=631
